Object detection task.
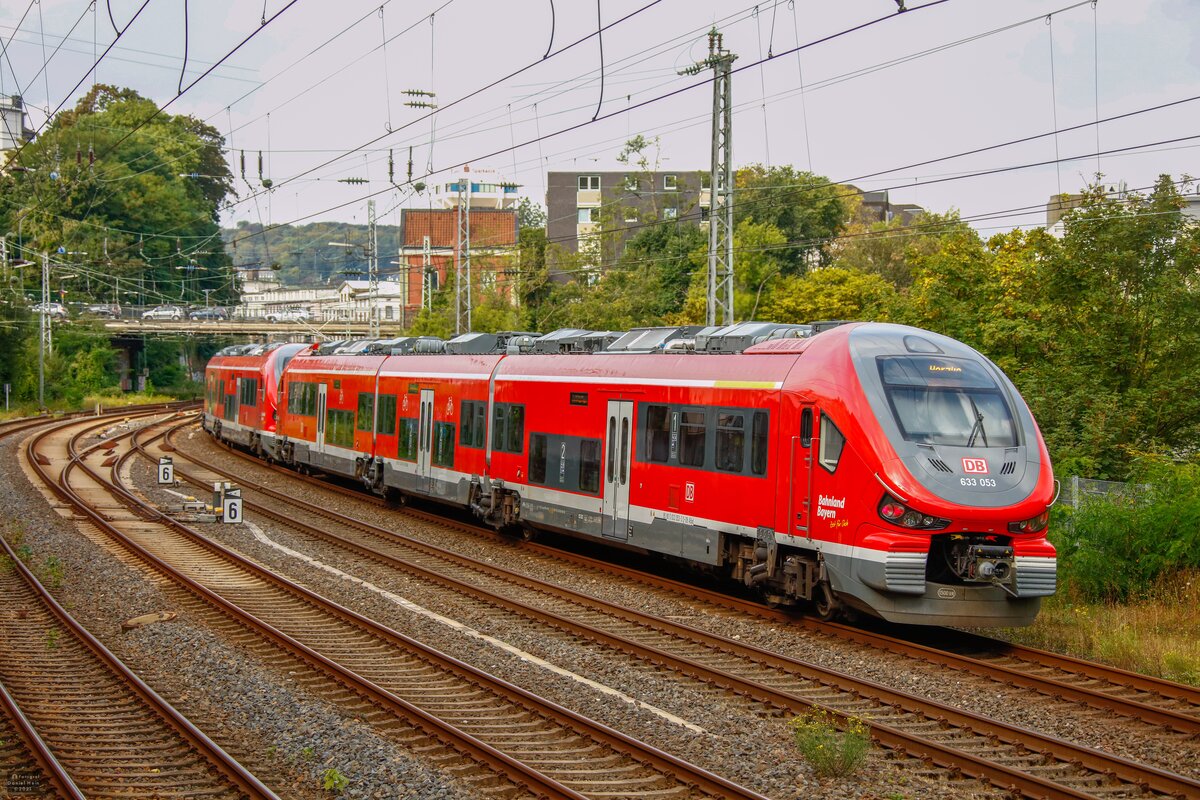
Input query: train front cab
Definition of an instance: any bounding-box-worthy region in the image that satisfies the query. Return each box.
[774,324,1057,628]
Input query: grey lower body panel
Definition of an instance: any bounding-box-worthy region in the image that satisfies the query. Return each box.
[825,552,1041,627]
[522,498,724,566]
[381,461,471,506]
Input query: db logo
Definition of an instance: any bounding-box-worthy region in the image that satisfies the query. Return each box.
[962,458,989,474]
[684,482,695,503]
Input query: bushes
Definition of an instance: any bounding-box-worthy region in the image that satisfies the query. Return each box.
[789,708,871,778]
[1055,459,1200,602]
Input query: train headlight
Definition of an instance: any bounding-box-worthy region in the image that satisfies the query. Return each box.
[1008,510,1049,534]
[877,494,950,530]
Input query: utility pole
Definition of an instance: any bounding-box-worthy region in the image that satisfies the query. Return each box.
[681,28,736,326]
[454,172,473,334]
[367,199,380,338]
[422,235,433,312]
[39,252,48,408]
[398,246,406,329]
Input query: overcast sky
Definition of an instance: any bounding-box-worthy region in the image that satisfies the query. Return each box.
[3,0,1198,236]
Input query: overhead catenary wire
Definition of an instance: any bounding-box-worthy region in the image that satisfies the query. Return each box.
[198,0,947,249]
[0,0,153,171]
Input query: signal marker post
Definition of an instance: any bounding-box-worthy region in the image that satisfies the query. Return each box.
[222,487,243,524]
[157,456,174,485]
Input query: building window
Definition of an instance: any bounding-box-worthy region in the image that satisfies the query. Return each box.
[578,207,599,224]
[578,175,600,191]
[663,174,678,191]
[663,207,678,219]
[624,207,638,223]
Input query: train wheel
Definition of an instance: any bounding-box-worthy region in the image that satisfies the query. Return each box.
[814,583,839,621]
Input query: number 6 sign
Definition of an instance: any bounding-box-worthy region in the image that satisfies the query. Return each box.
[157,457,174,484]
[222,488,243,524]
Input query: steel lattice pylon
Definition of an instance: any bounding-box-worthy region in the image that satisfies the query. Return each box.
[683,29,737,327]
[454,179,472,334]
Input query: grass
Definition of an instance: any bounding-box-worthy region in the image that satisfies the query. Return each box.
[995,570,1200,686]
[0,391,179,422]
[789,708,871,778]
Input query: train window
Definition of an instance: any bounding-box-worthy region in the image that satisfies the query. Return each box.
[433,422,455,468]
[878,355,1016,447]
[239,379,258,408]
[287,382,318,417]
[716,412,745,473]
[397,417,418,460]
[459,402,471,445]
[607,417,616,482]
[461,401,487,448]
[357,394,375,432]
[679,410,706,467]
[529,434,548,484]
[492,405,506,451]
[645,405,671,463]
[224,394,237,421]
[818,416,846,473]
[377,395,397,436]
[800,408,813,447]
[506,405,524,453]
[751,411,769,475]
[620,419,630,483]
[326,408,356,449]
[580,439,601,493]
[491,403,525,454]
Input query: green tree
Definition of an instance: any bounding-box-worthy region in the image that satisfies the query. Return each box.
[0,85,234,310]
[733,165,854,274]
[763,267,896,324]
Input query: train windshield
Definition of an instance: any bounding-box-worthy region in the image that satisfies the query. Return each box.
[878,356,1017,447]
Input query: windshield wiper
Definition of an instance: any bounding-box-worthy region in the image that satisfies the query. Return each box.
[966,397,988,448]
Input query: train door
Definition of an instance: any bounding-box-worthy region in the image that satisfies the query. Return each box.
[789,405,816,537]
[315,383,327,452]
[225,378,240,424]
[602,400,634,540]
[416,389,435,489]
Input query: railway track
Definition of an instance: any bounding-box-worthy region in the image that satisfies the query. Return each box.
[198,426,1200,737]
[159,423,1199,799]
[31,411,769,799]
[0,401,193,443]
[2,413,275,800]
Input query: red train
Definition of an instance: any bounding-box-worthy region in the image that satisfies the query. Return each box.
[203,322,1057,627]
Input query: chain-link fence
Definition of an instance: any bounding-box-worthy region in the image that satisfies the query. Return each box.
[1060,476,1150,508]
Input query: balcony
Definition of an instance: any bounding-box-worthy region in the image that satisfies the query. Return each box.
[576,189,601,206]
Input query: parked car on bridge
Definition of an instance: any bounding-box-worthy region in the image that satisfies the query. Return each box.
[189,307,228,321]
[31,302,68,319]
[142,304,186,321]
[265,308,310,323]
[84,303,122,319]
